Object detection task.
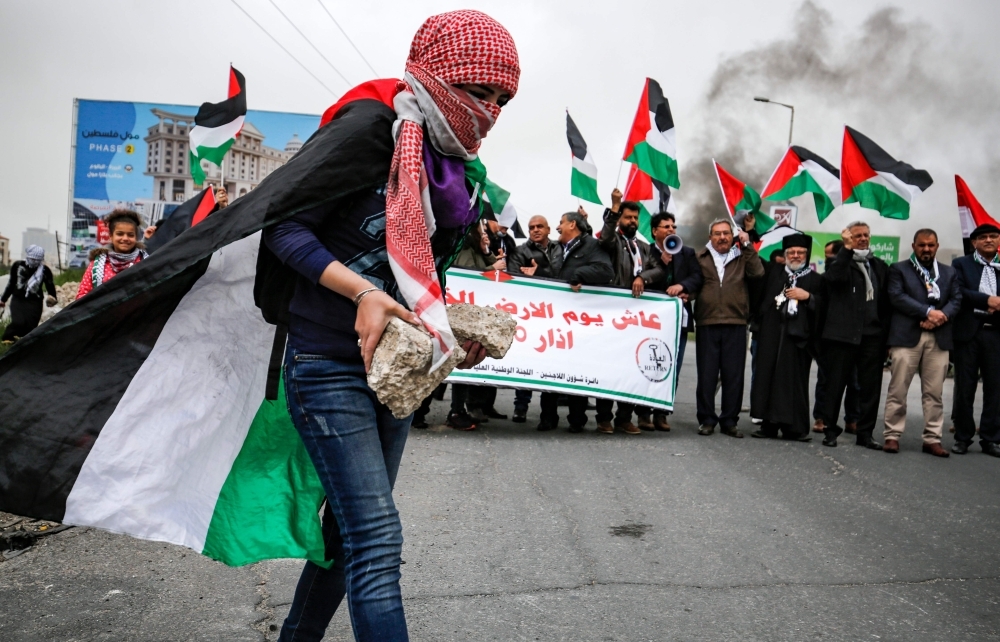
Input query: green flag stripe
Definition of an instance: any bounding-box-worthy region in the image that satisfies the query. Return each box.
[625,141,680,189]
[764,171,836,222]
[571,167,602,204]
[189,140,237,185]
[637,202,653,241]
[202,378,327,567]
[844,181,911,220]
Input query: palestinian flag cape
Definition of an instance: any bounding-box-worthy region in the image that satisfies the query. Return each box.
[956,175,1000,255]
[145,187,217,253]
[189,67,247,185]
[623,78,679,189]
[756,225,802,262]
[566,112,601,204]
[623,163,674,242]
[0,86,402,567]
[841,126,933,220]
[762,146,841,222]
[713,160,775,235]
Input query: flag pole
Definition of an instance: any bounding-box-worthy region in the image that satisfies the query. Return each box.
[615,159,624,189]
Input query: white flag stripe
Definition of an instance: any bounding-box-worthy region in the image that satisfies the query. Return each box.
[189,115,245,155]
[801,160,842,206]
[958,205,976,237]
[64,233,272,551]
[872,170,923,203]
[644,112,677,157]
[572,154,599,180]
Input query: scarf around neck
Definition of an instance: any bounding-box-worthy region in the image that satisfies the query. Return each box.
[92,247,146,288]
[386,10,520,371]
[20,245,46,296]
[783,264,813,316]
[974,251,999,298]
[619,228,643,276]
[706,242,740,283]
[851,249,875,301]
[909,254,941,301]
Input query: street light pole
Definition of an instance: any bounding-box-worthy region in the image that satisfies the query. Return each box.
[754,97,794,147]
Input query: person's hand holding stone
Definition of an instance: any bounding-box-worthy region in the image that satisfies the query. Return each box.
[356,290,419,373]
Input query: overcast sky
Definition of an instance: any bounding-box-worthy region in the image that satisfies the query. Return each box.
[1,0,998,258]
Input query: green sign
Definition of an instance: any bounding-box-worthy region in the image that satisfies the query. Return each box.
[807,231,899,269]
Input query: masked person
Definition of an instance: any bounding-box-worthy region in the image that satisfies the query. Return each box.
[262,11,517,641]
[748,234,823,441]
[0,245,57,342]
[75,210,148,300]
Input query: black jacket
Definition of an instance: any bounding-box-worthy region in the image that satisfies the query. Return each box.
[952,253,1000,342]
[887,260,961,351]
[599,208,650,288]
[638,244,703,331]
[821,247,891,345]
[557,234,614,286]
[1,261,56,302]
[507,239,563,279]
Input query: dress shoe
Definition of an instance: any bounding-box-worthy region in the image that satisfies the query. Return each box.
[844,422,858,435]
[822,436,837,447]
[792,435,813,442]
[750,430,773,439]
[636,415,654,431]
[856,436,882,450]
[883,439,899,453]
[812,418,825,433]
[411,417,429,430]
[598,421,614,434]
[654,414,671,431]
[468,407,489,423]
[720,426,744,438]
[922,443,950,458]
[617,422,642,435]
[512,409,527,424]
[536,420,558,432]
[484,407,507,420]
[698,425,715,436]
[982,442,1000,457]
[951,441,970,455]
[446,411,477,431]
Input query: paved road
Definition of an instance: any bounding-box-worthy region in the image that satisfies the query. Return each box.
[2,351,999,641]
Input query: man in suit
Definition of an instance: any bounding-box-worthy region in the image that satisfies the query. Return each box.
[950,222,1000,456]
[882,229,961,456]
[633,211,704,431]
[819,221,892,449]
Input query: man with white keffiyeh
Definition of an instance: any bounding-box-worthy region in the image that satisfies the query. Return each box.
[882,229,961,457]
[1,244,57,342]
[950,222,1000,456]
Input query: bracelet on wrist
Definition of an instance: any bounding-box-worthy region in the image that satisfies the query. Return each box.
[353,287,380,307]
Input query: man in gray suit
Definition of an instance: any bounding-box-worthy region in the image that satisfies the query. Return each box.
[882,229,961,456]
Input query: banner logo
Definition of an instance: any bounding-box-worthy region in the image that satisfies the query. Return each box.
[636,337,673,382]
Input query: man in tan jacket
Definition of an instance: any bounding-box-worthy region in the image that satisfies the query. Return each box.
[694,218,764,437]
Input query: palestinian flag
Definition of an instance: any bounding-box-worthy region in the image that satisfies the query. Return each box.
[0,84,401,566]
[713,160,776,235]
[956,175,1000,254]
[566,112,601,204]
[623,78,679,189]
[841,126,933,220]
[145,187,217,253]
[623,163,674,242]
[189,66,247,185]
[756,225,802,262]
[483,178,522,233]
[762,146,841,222]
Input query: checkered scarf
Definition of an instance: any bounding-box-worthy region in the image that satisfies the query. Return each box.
[387,10,519,370]
[974,251,999,297]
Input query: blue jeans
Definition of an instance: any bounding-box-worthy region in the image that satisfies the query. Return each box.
[279,348,410,642]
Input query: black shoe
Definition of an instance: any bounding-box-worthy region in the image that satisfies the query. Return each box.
[698,425,715,436]
[484,407,508,420]
[411,417,429,429]
[951,441,970,455]
[468,407,489,423]
[512,409,527,423]
[720,426,744,438]
[856,436,883,450]
[446,411,477,431]
[750,430,773,439]
[537,420,558,432]
[567,425,584,433]
[982,442,1000,457]
[822,436,837,447]
[793,435,813,442]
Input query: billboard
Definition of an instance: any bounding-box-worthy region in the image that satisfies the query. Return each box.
[68,99,319,267]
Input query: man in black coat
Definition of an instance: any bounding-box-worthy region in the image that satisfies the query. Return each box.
[537,211,614,433]
[950,222,1000,456]
[882,229,961,456]
[748,233,824,441]
[633,211,703,431]
[819,221,892,449]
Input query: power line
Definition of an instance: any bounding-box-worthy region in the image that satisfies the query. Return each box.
[315,0,380,78]
[227,0,338,97]
[266,0,353,88]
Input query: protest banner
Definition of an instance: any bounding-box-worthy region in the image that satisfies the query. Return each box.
[444,268,683,411]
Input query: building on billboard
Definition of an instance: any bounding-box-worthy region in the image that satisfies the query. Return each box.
[143,109,303,203]
[0,234,9,267]
[22,228,58,266]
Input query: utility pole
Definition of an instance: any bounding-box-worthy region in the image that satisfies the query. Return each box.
[754,97,795,147]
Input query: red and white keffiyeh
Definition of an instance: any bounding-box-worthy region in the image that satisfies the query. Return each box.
[387,10,520,370]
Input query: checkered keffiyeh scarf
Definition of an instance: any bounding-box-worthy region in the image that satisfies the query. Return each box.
[975,251,999,297]
[387,10,520,370]
[21,245,46,295]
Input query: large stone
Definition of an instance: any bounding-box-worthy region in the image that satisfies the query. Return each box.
[368,304,517,419]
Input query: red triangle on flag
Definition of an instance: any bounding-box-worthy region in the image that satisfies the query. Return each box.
[955,175,1000,239]
[713,160,747,218]
[622,79,652,161]
[481,270,514,282]
[624,164,652,202]
[841,127,877,199]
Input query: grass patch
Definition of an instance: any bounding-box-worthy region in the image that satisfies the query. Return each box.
[54,268,85,287]
[0,317,9,357]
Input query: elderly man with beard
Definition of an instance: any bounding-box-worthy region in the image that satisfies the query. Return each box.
[748,233,823,441]
[595,188,650,434]
[819,221,891,449]
[694,218,764,438]
[881,229,961,456]
[951,222,1000,456]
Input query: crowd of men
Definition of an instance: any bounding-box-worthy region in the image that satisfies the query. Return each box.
[420,191,1000,459]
